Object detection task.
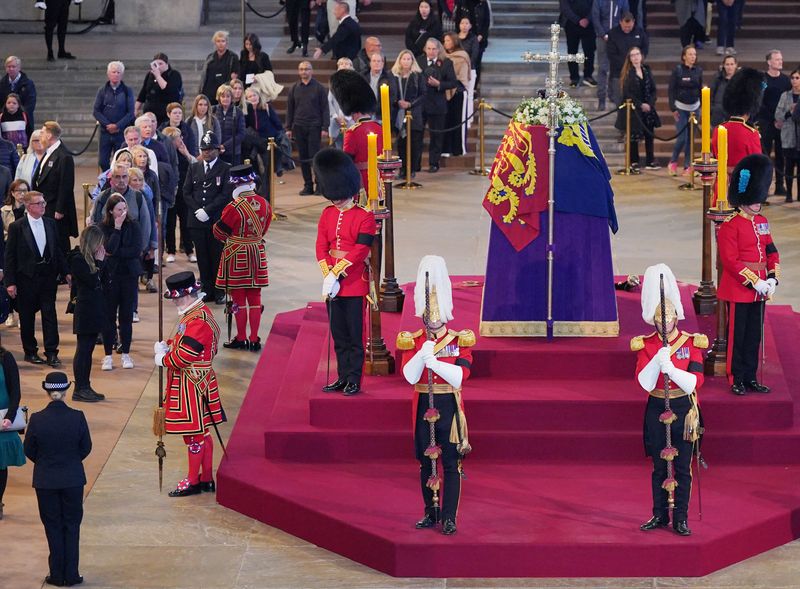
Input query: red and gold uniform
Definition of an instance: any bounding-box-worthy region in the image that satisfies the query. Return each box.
[397,327,475,526]
[163,298,224,493]
[712,117,762,206]
[632,331,707,527]
[213,188,272,348]
[343,116,383,190]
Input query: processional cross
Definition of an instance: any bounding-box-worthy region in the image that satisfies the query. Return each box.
[521,23,584,339]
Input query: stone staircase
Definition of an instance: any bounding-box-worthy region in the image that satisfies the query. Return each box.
[490,0,559,39]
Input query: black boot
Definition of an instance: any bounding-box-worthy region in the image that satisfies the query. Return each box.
[731,380,746,395]
[441,519,457,535]
[673,520,692,536]
[223,338,249,350]
[322,378,346,392]
[744,380,770,393]
[168,479,202,497]
[640,515,669,531]
[415,510,436,529]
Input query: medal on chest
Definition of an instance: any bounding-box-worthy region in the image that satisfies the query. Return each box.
[675,346,690,360]
[755,222,770,236]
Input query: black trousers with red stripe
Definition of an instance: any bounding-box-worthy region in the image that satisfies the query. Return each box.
[729,300,765,383]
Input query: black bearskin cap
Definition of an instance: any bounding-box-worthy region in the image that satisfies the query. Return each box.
[729,153,773,207]
[330,69,377,116]
[722,67,765,117]
[313,148,362,201]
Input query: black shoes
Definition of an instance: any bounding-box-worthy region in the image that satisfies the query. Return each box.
[214,295,226,305]
[200,480,216,493]
[72,388,105,403]
[732,380,771,395]
[223,338,249,351]
[46,354,62,367]
[47,53,55,63]
[415,513,436,529]
[342,382,360,396]
[168,482,202,497]
[249,337,262,352]
[24,353,46,365]
[583,76,598,87]
[322,379,347,392]
[441,518,457,535]
[286,42,300,54]
[427,164,439,173]
[673,521,692,536]
[299,186,314,196]
[731,381,746,395]
[58,52,76,60]
[640,516,669,531]
[302,43,309,57]
[45,576,64,587]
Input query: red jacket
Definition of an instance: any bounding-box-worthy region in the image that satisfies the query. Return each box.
[213,190,271,289]
[717,211,780,303]
[315,202,376,297]
[633,331,706,392]
[711,118,762,207]
[343,117,384,190]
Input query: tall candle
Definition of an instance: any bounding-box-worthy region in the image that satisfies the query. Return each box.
[367,132,378,202]
[717,125,728,207]
[380,84,391,153]
[701,86,711,154]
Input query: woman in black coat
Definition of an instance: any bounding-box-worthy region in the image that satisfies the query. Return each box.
[69,225,110,403]
[239,33,273,88]
[24,372,92,588]
[99,194,143,371]
[0,337,25,520]
[405,1,443,57]
[136,53,183,127]
[389,49,426,177]
[616,47,661,171]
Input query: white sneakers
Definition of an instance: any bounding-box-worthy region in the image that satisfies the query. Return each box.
[35,2,47,9]
[5,312,17,328]
[102,355,113,371]
[189,253,198,263]
[132,311,140,323]
[166,254,176,263]
[122,354,134,369]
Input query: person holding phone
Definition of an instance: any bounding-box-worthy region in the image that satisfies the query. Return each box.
[136,53,183,127]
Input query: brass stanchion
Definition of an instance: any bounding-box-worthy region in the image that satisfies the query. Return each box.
[616,100,638,175]
[395,112,422,189]
[678,112,699,191]
[267,138,286,220]
[82,183,91,229]
[378,150,404,312]
[692,151,719,316]
[705,198,734,376]
[15,143,24,158]
[469,99,490,176]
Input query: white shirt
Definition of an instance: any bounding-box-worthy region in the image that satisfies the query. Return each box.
[204,157,218,173]
[27,212,46,256]
[38,139,62,172]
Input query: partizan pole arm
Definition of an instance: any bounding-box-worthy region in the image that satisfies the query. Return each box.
[659,273,676,511]
[423,272,441,522]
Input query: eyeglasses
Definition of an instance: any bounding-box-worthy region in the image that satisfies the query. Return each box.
[28,200,46,206]
[12,189,27,194]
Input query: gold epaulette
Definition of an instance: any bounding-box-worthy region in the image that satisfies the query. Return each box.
[396,329,423,350]
[347,121,363,132]
[723,212,738,223]
[685,332,709,349]
[630,335,645,352]
[449,328,476,348]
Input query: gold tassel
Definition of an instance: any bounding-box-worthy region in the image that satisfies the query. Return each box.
[152,407,167,437]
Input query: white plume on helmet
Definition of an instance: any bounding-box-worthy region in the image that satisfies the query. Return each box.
[640,263,684,326]
[413,255,454,323]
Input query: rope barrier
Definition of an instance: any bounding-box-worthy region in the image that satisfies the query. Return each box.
[427,110,478,134]
[587,108,618,122]
[245,1,286,19]
[64,122,100,157]
[488,106,514,119]
[630,108,690,142]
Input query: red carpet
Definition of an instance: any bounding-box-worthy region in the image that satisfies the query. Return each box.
[217,278,800,577]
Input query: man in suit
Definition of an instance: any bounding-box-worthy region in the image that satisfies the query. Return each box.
[314,1,362,61]
[183,131,232,304]
[24,372,92,587]
[4,190,69,366]
[0,56,37,129]
[417,39,458,173]
[33,121,78,255]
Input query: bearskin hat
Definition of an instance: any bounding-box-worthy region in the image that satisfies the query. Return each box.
[729,153,773,207]
[313,148,362,201]
[722,67,765,117]
[330,69,377,116]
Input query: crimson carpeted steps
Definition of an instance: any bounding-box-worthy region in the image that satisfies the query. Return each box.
[218,279,800,577]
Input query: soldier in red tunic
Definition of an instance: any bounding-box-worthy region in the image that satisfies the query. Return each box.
[154,271,225,497]
[397,256,475,536]
[717,153,780,395]
[633,264,707,537]
[314,148,377,397]
[712,68,764,207]
[212,163,272,352]
[331,69,384,191]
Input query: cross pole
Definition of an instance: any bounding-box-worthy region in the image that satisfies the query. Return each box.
[521,23,584,339]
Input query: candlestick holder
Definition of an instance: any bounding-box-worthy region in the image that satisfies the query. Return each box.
[378,152,405,313]
[692,152,718,316]
[704,200,735,376]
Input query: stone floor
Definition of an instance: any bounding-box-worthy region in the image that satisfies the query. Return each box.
[2,29,800,589]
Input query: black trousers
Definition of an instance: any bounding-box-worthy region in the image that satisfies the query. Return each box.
[645,395,693,523]
[328,296,364,385]
[423,112,445,167]
[166,194,193,255]
[443,92,465,157]
[631,135,655,166]
[293,124,322,189]
[415,391,461,522]
[761,124,786,191]
[785,150,799,198]
[73,333,99,389]
[17,273,59,356]
[397,128,423,173]
[36,486,84,585]
[44,0,70,56]
[730,300,765,383]
[190,227,223,299]
[565,20,595,81]
[679,17,705,47]
[286,0,311,45]
[104,274,137,355]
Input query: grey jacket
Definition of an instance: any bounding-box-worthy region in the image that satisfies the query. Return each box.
[775,90,800,150]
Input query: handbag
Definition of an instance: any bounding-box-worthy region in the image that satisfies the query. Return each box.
[0,406,27,432]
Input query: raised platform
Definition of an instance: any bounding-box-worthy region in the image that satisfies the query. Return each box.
[217,278,800,578]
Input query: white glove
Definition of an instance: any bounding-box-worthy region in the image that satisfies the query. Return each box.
[426,359,464,389]
[153,341,169,355]
[660,359,675,375]
[667,366,698,394]
[322,273,338,298]
[420,340,435,362]
[402,348,426,385]
[154,352,166,367]
[194,208,210,223]
[655,347,671,365]
[638,352,663,392]
[766,278,777,297]
[753,279,770,296]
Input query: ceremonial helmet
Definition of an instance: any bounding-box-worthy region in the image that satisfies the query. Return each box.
[729,153,773,207]
[722,67,765,118]
[330,69,377,116]
[164,271,202,299]
[413,255,454,327]
[229,163,257,186]
[199,130,219,151]
[640,264,685,327]
[312,148,362,201]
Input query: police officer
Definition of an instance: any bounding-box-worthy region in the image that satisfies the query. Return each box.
[183,131,232,304]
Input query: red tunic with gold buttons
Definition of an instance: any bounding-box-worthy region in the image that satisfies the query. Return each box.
[717,211,780,303]
[712,118,762,207]
[213,190,272,289]
[315,202,376,297]
[343,117,384,190]
[163,301,225,436]
[634,331,706,391]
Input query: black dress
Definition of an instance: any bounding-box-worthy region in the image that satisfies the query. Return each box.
[239,51,273,87]
[137,68,184,126]
[616,65,661,139]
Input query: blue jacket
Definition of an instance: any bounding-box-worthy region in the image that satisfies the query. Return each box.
[93,81,135,134]
[592,0,630,37]
[24,400,92,489]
